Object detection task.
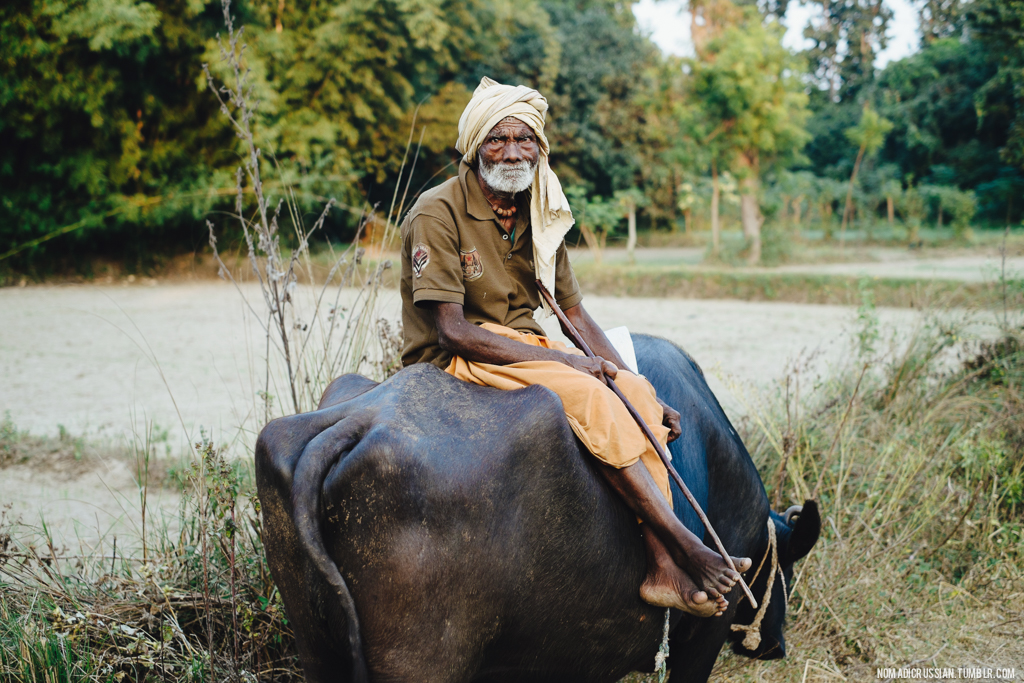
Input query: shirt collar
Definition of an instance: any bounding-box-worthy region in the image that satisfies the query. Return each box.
[459,159,496,221]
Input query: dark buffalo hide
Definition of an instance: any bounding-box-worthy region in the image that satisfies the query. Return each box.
[256,334,821,683]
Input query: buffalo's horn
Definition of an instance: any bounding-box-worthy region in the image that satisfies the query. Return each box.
[783,505,803,525]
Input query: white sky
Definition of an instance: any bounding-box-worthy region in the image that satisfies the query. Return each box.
[633,0,921,68]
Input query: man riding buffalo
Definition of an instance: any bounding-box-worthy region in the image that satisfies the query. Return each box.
[399,76,752,618]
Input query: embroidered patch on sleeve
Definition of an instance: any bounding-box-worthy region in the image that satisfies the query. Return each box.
[460,248,484,282]
[412,243,430,278]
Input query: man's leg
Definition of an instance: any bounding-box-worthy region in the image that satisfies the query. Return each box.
[446,347,751,615]
[592,459,749,617]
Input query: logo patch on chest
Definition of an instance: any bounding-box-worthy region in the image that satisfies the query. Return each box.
[460,248,484,282]
[412,243,429,278]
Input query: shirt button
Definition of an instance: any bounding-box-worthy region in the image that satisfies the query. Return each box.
[502,234,508,241]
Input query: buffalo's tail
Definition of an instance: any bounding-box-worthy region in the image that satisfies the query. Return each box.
[291,415,370,683]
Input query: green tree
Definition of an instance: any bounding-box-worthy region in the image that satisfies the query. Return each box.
[690,12,810,263]
[871,35,1019,224]
[814,176,846,240]
[0,0,505,269]
[802,0,893,102]
[840,104,893,241]
[921,184,977,237]
[918,0,967,44]
[898,183,926,242]
[0,0,233,270]
[614,187,647,263]
[209,0,497,203]
[968,0,1024,172]
[565,185,621,265]
[488,1,660,198]
[879,176,902,227]
[975,170,1024,227]
[875,38,1008,187]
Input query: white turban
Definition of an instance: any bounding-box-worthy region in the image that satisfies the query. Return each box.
[456,77,575,312]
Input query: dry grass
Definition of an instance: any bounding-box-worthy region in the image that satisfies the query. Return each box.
[705,316,1024,682]
[571,264,1023,310]
[1,435,298,682]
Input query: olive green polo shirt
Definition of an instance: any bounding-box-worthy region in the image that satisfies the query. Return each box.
[400,160,583,368]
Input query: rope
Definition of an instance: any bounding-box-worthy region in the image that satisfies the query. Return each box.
[730,518,784,651]
[644,517,786,678]
[653,608,671,683]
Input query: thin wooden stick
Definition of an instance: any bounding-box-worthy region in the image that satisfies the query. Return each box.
[536,281,757,608]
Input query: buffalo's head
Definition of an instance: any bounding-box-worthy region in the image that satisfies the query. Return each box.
[728,499,820,660]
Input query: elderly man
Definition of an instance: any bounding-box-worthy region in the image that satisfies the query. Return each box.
[400,77,750,617]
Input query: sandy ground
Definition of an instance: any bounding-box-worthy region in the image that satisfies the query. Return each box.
[0,454,182,550]
[0,278,998,543]
[2,280,932,440]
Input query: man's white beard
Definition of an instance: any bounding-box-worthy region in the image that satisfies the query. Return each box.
[479,157,536,195]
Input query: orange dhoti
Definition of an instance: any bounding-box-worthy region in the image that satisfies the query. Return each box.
[445,323,672,505]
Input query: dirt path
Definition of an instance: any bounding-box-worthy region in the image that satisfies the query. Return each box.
[2,281,935,441]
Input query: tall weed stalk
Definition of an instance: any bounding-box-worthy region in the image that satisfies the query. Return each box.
[202,0,414,426]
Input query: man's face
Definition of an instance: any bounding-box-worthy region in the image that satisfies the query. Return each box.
[478,117,539,194]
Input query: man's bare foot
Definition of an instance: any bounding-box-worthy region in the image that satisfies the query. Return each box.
[640,561,727,617]
[668,533,751,599]
[591,460,752,609]
[641,528,728,617]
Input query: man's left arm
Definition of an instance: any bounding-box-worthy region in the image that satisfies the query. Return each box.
[563,303,682,442]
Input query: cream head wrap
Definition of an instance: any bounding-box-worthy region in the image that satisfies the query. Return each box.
[455,77,575,312]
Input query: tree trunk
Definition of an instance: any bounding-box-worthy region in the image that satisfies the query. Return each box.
[711,158,721,255]
[737,154,762,264]
[937,204,943,229]
[669,168,678,232]
[626,203,637,264]
[908,220,920,243]
[887,196,894,225]
[741,191,762,264]
[841,144,866,247]
[793,195,803,227]
[684,207,692,235]
[579,221,602,265]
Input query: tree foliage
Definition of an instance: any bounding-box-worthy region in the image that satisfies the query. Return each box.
[0,0,234,268]
[968,0,1024,170]
[2,0,1024,271]
[690,10,810,261]
[802,0,893,102]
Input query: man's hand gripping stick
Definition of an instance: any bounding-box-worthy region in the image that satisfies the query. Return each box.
[536,280,757,609]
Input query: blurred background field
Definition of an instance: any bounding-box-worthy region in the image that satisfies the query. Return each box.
[2,0,1024,680]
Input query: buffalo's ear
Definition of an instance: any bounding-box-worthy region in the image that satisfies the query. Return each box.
[784,500,820,564]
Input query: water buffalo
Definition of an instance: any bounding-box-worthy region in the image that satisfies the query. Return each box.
[256,334,821,682]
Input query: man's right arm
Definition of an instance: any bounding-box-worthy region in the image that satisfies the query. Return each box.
[431,302,616,382]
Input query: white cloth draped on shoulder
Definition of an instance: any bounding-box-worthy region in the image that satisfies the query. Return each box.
[455,76,575,315]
